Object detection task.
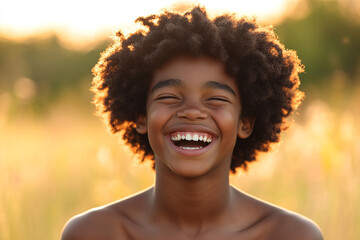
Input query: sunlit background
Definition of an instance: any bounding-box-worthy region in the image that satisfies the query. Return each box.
[0,0,359,239]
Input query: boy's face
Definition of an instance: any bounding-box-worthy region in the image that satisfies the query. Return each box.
[136,57,253,177]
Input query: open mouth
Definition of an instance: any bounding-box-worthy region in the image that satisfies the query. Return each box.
[169,132,215,150]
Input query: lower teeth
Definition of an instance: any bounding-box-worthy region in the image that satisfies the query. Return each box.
[179,146,203,150]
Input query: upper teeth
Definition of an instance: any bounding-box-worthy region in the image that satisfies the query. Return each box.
[171,133,213,143]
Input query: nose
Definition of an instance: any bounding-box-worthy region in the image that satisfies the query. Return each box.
[176,107,208,121]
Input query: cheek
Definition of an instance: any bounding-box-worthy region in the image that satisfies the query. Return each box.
[147,106,170,128]
[146,106,171,150]
[216,107,239,126]
[215,109,240,141]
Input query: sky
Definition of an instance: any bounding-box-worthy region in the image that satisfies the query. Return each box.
[0,0,296,47]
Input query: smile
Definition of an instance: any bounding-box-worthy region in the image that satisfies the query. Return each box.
[168,132,215,150]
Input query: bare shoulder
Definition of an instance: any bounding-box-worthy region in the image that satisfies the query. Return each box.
[269,209,324,240]
[61,206,123,240]
[61,188,152,240]
[233,188,323,240]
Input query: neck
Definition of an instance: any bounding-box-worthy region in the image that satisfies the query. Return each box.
[150,161,234,230]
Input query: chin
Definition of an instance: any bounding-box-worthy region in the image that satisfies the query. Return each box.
[167,160,215,179]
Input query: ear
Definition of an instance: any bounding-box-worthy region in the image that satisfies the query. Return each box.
[135,115,147,134]
[237,116,255,139]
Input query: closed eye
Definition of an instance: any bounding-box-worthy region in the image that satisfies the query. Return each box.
[154,95,182,104]
[207,97,230,102]
[155,95,180,100]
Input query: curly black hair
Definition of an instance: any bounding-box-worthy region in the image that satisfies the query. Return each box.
[91,6,304,173]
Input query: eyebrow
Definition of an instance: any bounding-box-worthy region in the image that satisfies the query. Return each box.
[150,79,236,96]
[203,81,236,96]
[151,78,181,93]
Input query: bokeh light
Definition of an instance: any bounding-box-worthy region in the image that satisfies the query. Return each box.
[14,77,37,100]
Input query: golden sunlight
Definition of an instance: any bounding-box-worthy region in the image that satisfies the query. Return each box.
[0,0,292,45]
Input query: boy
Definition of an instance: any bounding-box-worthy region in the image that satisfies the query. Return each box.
[62,6,323,239]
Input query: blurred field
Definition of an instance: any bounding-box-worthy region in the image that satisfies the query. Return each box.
[0,96,156,240]
[0,85,359,240]
[1,0,360,239]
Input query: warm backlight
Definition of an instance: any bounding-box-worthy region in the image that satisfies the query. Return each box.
[0,0,291,42]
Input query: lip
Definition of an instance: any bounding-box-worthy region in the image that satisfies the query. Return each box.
[165,124,218,137]
[164,124,218,156]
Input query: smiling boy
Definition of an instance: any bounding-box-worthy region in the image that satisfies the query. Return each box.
[61,6,323,240]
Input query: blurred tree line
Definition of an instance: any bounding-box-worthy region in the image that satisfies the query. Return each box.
[0,0,359,114]
[276,0,360,86]
[0,36,110,114]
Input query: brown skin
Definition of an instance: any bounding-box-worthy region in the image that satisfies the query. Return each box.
[61,57,323,240]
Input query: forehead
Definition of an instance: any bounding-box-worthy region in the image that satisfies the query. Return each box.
[151,56,238,91]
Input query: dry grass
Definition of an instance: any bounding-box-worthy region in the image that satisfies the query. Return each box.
[0,93,359,240]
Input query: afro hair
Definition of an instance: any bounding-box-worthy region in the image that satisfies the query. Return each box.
[91,6,304,173]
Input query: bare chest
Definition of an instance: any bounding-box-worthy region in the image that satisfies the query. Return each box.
[118,221,274,240]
